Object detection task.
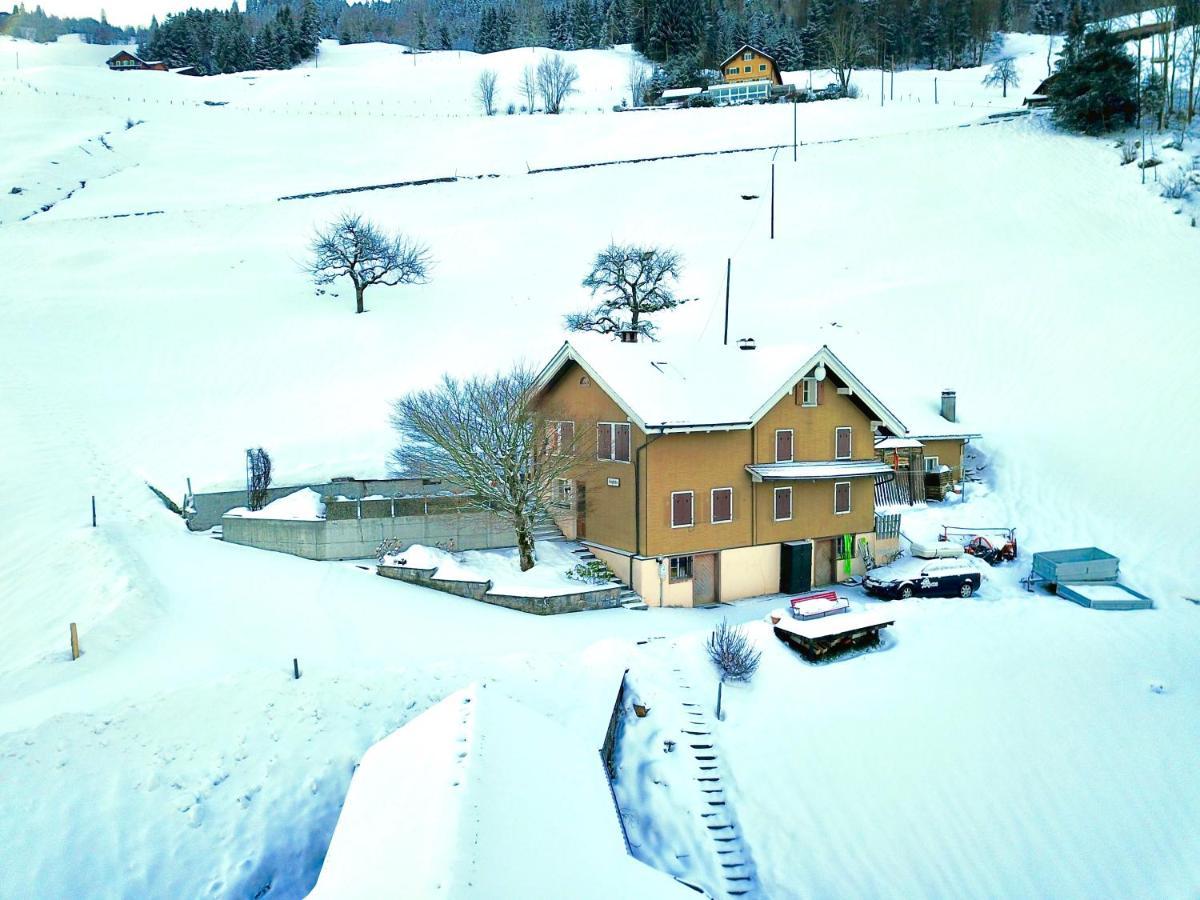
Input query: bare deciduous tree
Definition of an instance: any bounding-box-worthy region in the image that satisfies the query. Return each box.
[389,367,591,571]
[520,63,537,112]
[476,68,499,116]
[536,54,580,114]
[566,243,695,340]
[627,60,652,107]
[823,0,870,93]
[246,447,272,511]
[706,620,762,682]
[308,212,431,314]
[982,57,1020,97]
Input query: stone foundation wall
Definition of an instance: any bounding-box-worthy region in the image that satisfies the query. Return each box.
[376,564,622,615]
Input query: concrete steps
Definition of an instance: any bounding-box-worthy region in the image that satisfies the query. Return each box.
[567,545,648,610]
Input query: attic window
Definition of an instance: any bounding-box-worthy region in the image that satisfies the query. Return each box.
[579,376,590,386]
[743,51,754,60]
[800,379,818,407]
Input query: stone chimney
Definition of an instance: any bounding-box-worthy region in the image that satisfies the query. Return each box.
[737,337,757,351]
[619,328,639,343]
[940,390,957,423]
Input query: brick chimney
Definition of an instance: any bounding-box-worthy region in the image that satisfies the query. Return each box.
[940,390,957,423]
[619,328,639,343]
[737,337,757,351]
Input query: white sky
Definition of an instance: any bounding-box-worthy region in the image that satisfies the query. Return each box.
[36,1,199,27]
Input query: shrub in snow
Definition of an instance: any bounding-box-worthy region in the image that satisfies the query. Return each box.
[1118,139,1138,165]
[1161,168,1191,200]
[246,447,272,511]
[535,55,579,115]
[566,559,616,585]
[475,69,498,117]
[706,619,762,682]
[376,538,407,565]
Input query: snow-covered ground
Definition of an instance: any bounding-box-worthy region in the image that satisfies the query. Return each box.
[0,32,1197,900]
[391,540,618,597]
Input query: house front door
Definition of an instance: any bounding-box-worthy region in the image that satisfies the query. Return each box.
[693,553,718,605]
[812,538,836,586]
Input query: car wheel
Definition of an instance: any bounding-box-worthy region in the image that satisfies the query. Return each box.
[899,585,914,600]
[959,582,974,598]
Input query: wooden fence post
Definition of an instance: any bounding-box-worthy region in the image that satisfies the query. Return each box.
[70,623,80,660]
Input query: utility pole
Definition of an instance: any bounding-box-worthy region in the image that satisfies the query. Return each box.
[890,56,894,101]
[723,259,731,346]
[934,77,939,105]
[770,163,775,240]
[792,99,797,162]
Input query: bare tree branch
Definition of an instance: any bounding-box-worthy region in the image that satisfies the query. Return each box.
[566,243,694,340]
[476,68,499,116]
[536,54,579,114]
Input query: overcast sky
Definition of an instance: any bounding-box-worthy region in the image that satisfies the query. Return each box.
[39,1,199,28]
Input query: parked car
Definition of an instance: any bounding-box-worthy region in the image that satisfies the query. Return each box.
[864,560,983,600]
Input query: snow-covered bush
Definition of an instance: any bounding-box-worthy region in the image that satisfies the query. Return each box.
[706,620,761,682]
[565,559,616,585]
[1161,168,1191,200]
[1118,139,1138,165]
[376,537,406,565]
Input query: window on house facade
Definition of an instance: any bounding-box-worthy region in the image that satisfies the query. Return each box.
[670,555,693,581]
[671,491,694,528]
[800,378,818,407]
[711,488,733,524]
[775,429,794,463]
[759,64,767,71]
[549,420,574,455]
[743,51,754,60]
[835,427,852,460]
[597,422,630,462]
[774,486,792,521]
[834,481,851,515]
[727,66,737,74]
[925,456,940,473]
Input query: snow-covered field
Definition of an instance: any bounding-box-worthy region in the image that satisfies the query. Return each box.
[1,32,1197,900]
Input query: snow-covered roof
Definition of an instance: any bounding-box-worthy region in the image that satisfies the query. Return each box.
[747,460,892,481]
[535,336,908,435]
[774,608,895,640]
[311,685,688,899]
[661,86,702,99]
[875,436,924,450]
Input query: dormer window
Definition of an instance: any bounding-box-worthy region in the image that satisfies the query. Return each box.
[743,51,754,60]
[800,378,818,407]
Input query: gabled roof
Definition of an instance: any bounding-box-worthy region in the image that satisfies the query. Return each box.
[533,336,908,436]
[719,43,779,70]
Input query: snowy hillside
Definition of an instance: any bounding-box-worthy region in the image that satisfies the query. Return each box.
[0,31,1197,900]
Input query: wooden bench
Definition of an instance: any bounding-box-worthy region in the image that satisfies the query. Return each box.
[789,591,850,620]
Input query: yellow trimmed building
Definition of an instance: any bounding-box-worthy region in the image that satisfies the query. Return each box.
[533,338,922,607]
[719,44,783,86]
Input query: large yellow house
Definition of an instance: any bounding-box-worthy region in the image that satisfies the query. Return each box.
[532,338,914,607]
[719,44,783,86]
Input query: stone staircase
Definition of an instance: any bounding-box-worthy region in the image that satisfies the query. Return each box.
[568,544,648,611]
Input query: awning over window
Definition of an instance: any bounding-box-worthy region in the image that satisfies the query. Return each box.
[746,460,893,482]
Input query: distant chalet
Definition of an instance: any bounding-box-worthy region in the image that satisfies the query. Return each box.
[718,44,783,87]
[105,50,168,72]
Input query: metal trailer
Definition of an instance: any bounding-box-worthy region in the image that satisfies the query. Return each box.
[1028,547,1120,589]
[1056,582,1153,610]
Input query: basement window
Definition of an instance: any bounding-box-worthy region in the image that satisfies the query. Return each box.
[670,555,693,582]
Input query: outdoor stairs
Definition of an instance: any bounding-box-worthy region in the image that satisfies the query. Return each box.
[671,668,760,899]
[569,545,648,611]
[531,508,567,542]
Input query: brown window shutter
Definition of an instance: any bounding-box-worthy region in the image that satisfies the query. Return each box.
[560,421,574,448]
[836,428,851,459]
[713,488,732,522]
[776,430,793,462]
[775,488,791,520]
[615,423,631,462]
[672,492,693,527]
[835,482,851,513]
[597,424,611,460]
[817,380,824,405]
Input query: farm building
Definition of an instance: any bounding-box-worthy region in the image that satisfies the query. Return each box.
[105,50,167,72]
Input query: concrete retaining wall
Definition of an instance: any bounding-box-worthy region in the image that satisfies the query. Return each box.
[222,509,517,561]
[376,563,623,615]
[187,477,459,531]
